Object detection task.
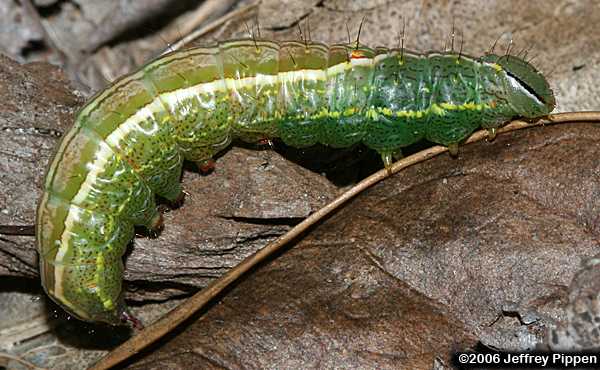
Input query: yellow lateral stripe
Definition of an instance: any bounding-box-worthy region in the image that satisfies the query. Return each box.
[309,102,492,121]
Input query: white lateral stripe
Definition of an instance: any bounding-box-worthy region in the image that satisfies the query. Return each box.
[53,103,160,309]
[161,67,336,105]
[351,58,373,67]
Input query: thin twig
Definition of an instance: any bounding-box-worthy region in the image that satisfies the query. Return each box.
[0,315,53,348]
[0,352,47,370]
[88,111,600,370]
[161,2,260,55]
[159,0,238,51]
[0,225,35,236]
[20,0,68,66]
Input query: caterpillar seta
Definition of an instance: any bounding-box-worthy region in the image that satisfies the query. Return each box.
[36,36,555,324]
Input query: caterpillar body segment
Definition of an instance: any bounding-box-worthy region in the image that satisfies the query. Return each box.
[36,39,555,324]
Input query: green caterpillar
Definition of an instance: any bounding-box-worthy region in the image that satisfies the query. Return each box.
[36,39,555,325]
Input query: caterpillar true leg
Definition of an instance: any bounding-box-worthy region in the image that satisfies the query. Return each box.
[147,212,164,238]
[151,191,186,236]
[196,159,216,174]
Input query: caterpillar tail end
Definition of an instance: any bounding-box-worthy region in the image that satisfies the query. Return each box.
[120,309,144,330]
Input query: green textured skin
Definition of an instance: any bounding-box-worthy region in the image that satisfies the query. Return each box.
[36,39,555,324]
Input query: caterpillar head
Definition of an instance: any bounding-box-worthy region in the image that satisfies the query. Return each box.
[483,54,556,118]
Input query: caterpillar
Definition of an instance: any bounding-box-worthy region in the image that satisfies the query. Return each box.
[36,38,555,325]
